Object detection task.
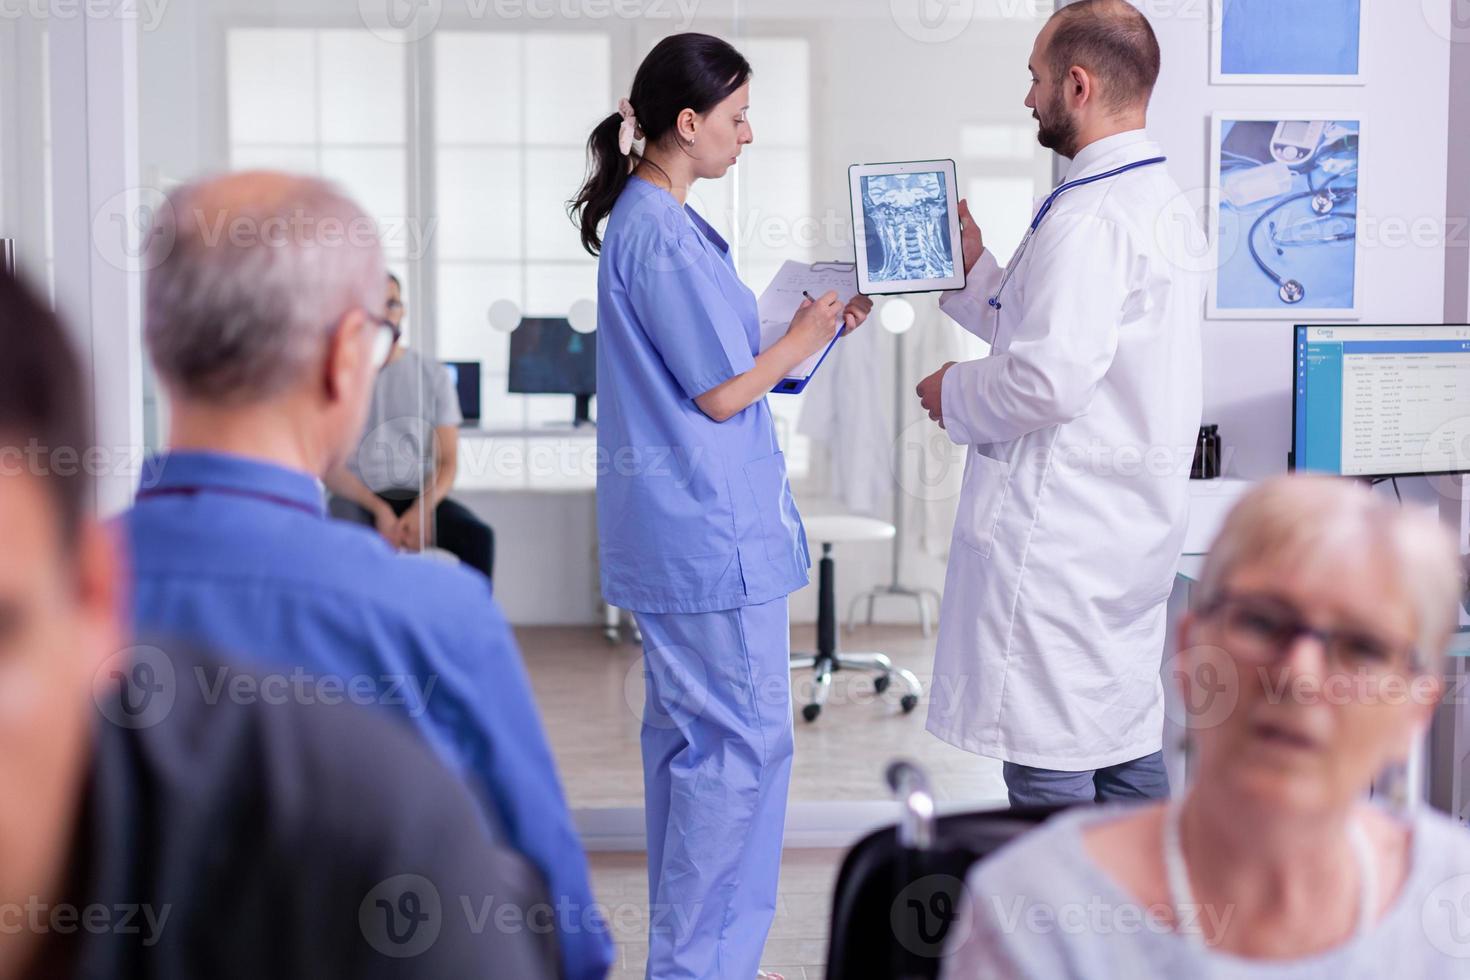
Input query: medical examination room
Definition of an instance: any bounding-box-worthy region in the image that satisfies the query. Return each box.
[4,0,1470,977]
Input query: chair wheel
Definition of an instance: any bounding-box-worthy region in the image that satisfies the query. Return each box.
[802,703,821,723]
[873,673,891,694]
[900,694,918,714]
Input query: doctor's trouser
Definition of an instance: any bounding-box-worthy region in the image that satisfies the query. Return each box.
[635,597,795,980]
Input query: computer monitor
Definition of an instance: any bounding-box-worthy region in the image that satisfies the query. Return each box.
[1292,323,1470,478]
[443,361,481,426]
[508,317,597,426]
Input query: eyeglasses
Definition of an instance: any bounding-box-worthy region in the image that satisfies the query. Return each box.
[365,312,401,369]
[1198,591,1417,675]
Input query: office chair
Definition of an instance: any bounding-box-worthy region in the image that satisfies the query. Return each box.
[825,761,1071,980]
[791,515,923,722]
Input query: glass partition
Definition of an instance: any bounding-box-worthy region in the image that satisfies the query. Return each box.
[0,12,54,296]
[130,0,1055,816]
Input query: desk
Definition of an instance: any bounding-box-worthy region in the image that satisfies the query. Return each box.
[1157,481,1250,791]
[451,426,600,623]
[1160,555,1203,793]
[1433,636,1470,825]
[453,425,597,493]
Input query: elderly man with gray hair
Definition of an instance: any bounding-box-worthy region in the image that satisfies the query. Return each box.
[941,475,1470,977]
[118,171,613,980]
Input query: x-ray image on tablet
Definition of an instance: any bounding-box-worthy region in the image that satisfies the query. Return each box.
[848,159,965,294]
[863,173,953,279]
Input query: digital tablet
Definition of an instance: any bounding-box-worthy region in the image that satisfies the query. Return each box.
[848,159,966,295]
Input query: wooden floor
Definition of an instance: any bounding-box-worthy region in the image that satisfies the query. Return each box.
[589,847,842,980]
[518,621,1007,809]
[520,621,1006,978]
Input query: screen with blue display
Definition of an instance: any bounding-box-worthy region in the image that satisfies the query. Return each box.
[508,317,596,396]
[1220,0,1361,77]
[1294,324,1470,477]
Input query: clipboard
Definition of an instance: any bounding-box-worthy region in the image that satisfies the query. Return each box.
[758,260,860,394]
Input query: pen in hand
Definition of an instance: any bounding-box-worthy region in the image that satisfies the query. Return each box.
[804,289,845,336]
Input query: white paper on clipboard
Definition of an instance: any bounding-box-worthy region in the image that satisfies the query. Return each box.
[756,260,861,381]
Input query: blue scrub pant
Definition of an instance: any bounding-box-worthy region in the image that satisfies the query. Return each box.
[636,597,794,980]
[1002,750,1170,808]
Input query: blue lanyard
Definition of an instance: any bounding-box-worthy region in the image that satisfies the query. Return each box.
[137,484,323,518]
[988,155,1167,311]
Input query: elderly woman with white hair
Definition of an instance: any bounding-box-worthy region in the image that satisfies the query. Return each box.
[941,475,1470,978]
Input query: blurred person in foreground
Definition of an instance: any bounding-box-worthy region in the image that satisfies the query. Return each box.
[116,170,610,979]
[942,475,1470,978]
[0,270,556,979]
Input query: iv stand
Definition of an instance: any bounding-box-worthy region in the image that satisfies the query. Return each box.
[846,324,942,637]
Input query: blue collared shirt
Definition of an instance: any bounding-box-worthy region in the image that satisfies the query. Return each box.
[117,451,612,980]
[594,175,810,614]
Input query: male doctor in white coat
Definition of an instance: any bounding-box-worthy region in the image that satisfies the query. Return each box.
[916,0,1205,807]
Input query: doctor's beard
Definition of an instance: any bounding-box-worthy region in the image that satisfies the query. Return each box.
[1034,85,1081,160]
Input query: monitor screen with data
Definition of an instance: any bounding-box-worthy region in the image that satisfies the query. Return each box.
[1293,324,1470,477]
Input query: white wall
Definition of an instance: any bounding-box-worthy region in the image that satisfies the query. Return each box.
[460,487,604,623]
[1144,1,1453,481]
[1447,7,1470,327]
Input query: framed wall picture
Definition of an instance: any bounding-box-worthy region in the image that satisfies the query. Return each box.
[1207,113,1362,320]
[1212,0,1365,85]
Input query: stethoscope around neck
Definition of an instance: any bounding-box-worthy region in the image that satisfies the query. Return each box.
[987,155,1168,311]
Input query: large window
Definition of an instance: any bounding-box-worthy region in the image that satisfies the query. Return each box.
[0,22,54,299]
[693,36,813,476]
[225,27,820,487]
[227,28,409,275]
[961,122,1045,266]
[433,30,609,433]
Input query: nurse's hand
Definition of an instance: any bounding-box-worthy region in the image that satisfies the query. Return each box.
[840,294,874,335]
[958,199,985,276]
[788,290,844,357]
[916,361,956,429]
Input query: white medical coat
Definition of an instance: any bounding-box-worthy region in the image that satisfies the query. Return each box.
[928,131,1205,770]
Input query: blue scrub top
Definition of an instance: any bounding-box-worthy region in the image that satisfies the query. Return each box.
[596,175,810,614]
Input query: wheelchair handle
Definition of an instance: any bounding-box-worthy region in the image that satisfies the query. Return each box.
[885,759,935,851]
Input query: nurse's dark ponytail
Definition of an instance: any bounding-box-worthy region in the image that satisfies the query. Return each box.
[570,32,751,256]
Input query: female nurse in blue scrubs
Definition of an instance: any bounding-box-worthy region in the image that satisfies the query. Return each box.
[572,32,871,980]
